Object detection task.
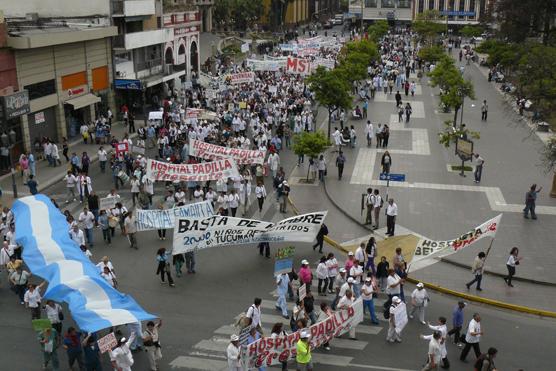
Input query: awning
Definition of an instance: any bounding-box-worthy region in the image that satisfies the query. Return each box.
[65,93,101,110]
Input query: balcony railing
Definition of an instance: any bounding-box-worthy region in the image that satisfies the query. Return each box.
[135,58,162,72]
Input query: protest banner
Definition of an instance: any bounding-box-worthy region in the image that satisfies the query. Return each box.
[411,214,502,264]
[242,299,363,369]
[115,142,129,156]
[298,284,307,301]
[392,302,408,334]
[146,158,240,182]
[246,59,282,72]
[97,332,118,354]
[286,57,311,75]
[185,108,202,119]
[228,72,255,85]
[135,201,214,231]
[172,211,328,254]
[189,138,266,165]
[99,196,117,211]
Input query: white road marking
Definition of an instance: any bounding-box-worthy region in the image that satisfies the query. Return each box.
[348,363,417,371]
[169,356,228,370]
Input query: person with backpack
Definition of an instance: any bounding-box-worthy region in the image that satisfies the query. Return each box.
[460,313,483,362]
[245,298,263,334]
[474,347,498,371]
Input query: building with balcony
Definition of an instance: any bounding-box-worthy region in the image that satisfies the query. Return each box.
[0,1,116,156]
[349,0,413,23]
[413,0,489,25]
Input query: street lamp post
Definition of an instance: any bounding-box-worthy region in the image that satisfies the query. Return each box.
[10,167,18,198]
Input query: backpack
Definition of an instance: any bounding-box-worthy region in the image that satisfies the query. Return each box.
[382,298,393,319]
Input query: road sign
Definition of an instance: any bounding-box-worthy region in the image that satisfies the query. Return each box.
[379,173,406,182]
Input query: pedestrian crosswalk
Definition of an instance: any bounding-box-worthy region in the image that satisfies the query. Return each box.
[169,291,388,370]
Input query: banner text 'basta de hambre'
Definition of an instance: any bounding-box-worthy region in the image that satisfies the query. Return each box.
[146,158,240,182]
[172,212,327,254]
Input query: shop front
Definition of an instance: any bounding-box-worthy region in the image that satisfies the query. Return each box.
[0,90,29,173]
[62,86,100,139]
[26,107,58,153]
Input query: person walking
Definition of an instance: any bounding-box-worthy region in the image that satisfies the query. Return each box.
[143,320,163,371]
[39,327,60,371]
[386,268,402,301]
[299,260,313,293]
[296,330,313,371]
[372,189,382,229]
[386,296,404,343]
[335,151,346,180]
[44,300,64,336]
[481,100,488,121]
[337,289,357,339]
[276,272,291,319]
[62,327,85,371]
[82,333,102,371]
[361,277,380,324]
[255,181,267,213]
[421,331,442,370]
[376,256,389,292]
[156,248,175,287]
[312,223,328,253]
[423,317,450,369]
[326,253,339,294]
[409,282,430,325]
[279,180,290,213]
[386,198,398,236]
[381,151,392,174]
[365,237,377,274]
[466,252,485,291]
[10,266,31,304]
[474,347,498,371]
[365,188,374,225]
[98,146,108,173]
[78,207,95,247]
[447,301,466,347]
[123,210,138,249]
[504,247,523,287]
[473,154,484,183]
[405,102,412,123]
[109,333,136,371]
[523,184,541,219]
[24,282,44,319]
[227,335,242,371]
[459,313,483,362]
[316,256,329,296]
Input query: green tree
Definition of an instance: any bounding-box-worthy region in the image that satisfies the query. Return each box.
[540,136,556,197]
[460,25,484,38]
[367,20,389,42]
[496,0,556,45]
[516,45,556,116]
[417,45,446,63]
[231,0,264,31]
[213,0,232,30]
[307,66,352,138]
[438,121,480,148]
[292,131,331,181]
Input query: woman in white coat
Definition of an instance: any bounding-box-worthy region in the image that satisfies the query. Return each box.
[76,172,93,203]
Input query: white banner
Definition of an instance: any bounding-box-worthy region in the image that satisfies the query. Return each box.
[242,299,363,369]
[246,59,282,72]
[393,302,408,334]
[189,138,266,165]
[99,196,117,211]
[227,72,255,85]
[172,211,328,254]
[411,214,502,263]
[135,201,214,231]
[146,158,240,182]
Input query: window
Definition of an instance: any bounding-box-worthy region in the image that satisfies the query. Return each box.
[439,0,445,11]
[398,0,411,8]
[365,0,378,7]
[429,0,435,10]
[24,80,56,100]
[418,0,425,13]
[381,0,396,8]
[468,0,476,19]
[449,0,455,19]
[458,0,465,19]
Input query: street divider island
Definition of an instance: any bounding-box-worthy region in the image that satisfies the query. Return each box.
[135,201,214,231]
[242,299,363,368]
[172,211,328,254]
[146,158,240,182]
[189,138,266,165]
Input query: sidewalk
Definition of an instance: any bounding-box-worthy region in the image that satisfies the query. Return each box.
[0,120,139,207]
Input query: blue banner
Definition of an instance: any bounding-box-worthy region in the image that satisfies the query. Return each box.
[13,195,156,332]
[114,79,142,90]
[274,258,293,276]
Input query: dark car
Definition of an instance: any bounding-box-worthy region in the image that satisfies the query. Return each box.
[323,20,333,29]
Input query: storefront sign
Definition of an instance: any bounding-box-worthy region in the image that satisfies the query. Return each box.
[172,211,327,254]
[242,299,363,368]
[114,79,142,90]
[34,112,46,124]
[189,138,266,165]
[2,90,30,119]
[61,85,89,100]
[146,158,240,182]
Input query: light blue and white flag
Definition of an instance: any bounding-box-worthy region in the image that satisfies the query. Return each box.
[13,195,156,333]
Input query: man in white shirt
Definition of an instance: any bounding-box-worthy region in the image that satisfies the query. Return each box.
[337,289,357,339]
[365,121,374,147]
[64,171,77,203]
[78,208,95,247]
[460,313,482,361]
[422,331,442,370]
[372,189,382,230]
[109,333,136,371]
[98,146,108,173]
[124,211,138,249]
[245,298,262,333]
[386,198,398,236]
[355,242,366,267]
[386,268,402,300]
[422,317,449,369]
[69,225,86,247]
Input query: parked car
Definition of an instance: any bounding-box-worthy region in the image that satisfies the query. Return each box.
[323,20,333,29]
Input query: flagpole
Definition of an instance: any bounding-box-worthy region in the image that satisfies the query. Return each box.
[483,237,496,262]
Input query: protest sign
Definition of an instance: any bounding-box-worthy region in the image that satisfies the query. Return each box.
[97,332,118,354]
[189,138,266,165]
[146,158,240,182]
[298,284,307,301]
[115,142,129,156]
[185,108,202,119]
[135,201,214,231]
[274,258,293,276]
[239,101,247,109]
[99,196,117,211]
[242,299,363,369]
[268,85,278,94]
[228,72,255,85]
[286,57,311,75]
[32,319,52,331]
[392,302,408,334]
[411,214,502,264]
[172,211,327,254]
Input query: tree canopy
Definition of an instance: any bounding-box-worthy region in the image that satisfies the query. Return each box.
[367,20,389,43]
[213,0,264,31]
[417,45,446,64]
[496,0,556,45]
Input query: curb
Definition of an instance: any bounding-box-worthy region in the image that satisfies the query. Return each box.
[439,257,556,287]
[287,196,556,318]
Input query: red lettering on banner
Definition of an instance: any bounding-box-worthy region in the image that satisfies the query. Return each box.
[489,222,497,231]
[248,342,258,356]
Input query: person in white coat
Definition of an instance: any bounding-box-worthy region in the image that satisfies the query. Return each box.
[76,172,93,203]
[421,316,450,369]
[410,282,430,324]
[267,152,280,179]
[332,127,342,150]
[227,334,242,371]
[365,121,374,146]
[109,332,136,371]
